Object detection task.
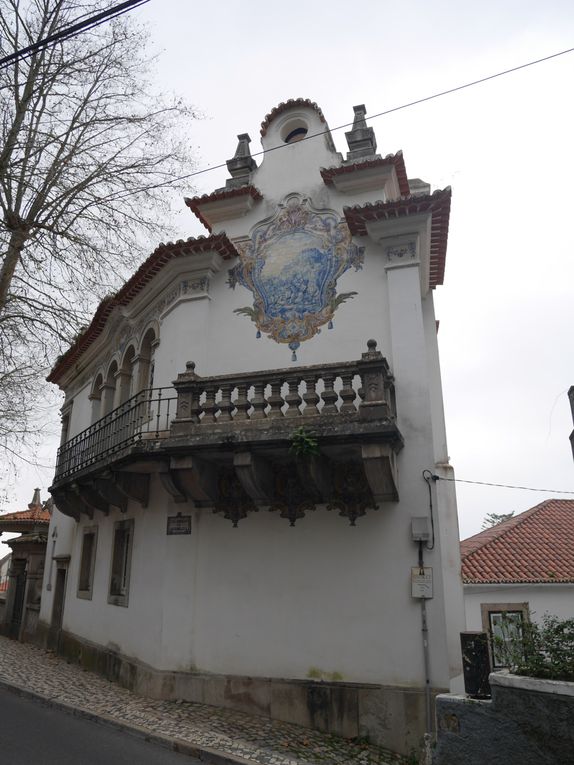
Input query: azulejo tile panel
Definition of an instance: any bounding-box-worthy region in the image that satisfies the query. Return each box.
[228,194,364,359]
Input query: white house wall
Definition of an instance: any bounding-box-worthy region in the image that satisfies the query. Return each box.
[465,583,574,630]
[48,485,456,687]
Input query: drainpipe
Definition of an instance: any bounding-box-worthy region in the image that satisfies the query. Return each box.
[418,540,433,736]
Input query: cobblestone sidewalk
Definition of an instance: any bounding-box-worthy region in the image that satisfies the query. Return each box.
[0,637,406,765]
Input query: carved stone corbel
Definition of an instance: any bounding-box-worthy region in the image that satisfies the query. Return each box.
[51,490,82,521]
[114,472,149,508]
[233,451,274,504]
[158,467,187,504]
[361,444,399,502]
[169,455,218,507]
[71,482,108,518]
[95,475,128,513]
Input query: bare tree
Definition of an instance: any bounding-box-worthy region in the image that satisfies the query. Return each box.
[0,0,196,468]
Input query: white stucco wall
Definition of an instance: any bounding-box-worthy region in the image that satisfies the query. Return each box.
[464,583,574,630]
[43,102,465,692]
[52,481,455,687]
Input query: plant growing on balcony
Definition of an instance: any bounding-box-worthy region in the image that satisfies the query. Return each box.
[289,427,320,458]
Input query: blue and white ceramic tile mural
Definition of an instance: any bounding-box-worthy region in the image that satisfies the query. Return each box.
[228,194,364,360]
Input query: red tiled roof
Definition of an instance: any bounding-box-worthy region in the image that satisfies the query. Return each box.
[320,153,410,197]
[47,234,239,384]
[461,499,574,584]
[185,186,263,232]
[260,99,326,136]
[343,188,451,289]
[0,504,51,525]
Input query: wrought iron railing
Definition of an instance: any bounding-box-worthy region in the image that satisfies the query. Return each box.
[54,387,176,482]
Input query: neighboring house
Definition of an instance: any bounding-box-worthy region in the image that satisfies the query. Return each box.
[0,552,10,592]
[569,386,574,461]
[0,490,51,640]
[38,99,465,755]
[461,499,574,668]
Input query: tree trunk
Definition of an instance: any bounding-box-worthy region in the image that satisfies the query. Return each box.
[0,228,29,315]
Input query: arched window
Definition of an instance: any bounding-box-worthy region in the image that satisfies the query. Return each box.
[137,328,157,392]
[102,361,118,416]
[118,345,136,404]
[90,373,104,423]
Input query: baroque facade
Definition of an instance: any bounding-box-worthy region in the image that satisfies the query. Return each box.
[39,100,465,754]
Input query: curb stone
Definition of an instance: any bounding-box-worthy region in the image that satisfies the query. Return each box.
[0,678,258,765]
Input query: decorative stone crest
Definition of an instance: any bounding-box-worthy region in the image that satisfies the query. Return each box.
[228,194,364,360]
[327,463,378,526]
[213,469,257,528]
[269,465,317,527]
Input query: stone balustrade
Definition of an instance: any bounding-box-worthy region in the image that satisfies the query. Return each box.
[171,339,395,430]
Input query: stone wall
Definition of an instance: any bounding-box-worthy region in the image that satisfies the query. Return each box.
[434,672,574,765]
[33,623,443,756]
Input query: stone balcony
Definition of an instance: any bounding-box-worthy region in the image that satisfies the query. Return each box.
[51,341,404,526]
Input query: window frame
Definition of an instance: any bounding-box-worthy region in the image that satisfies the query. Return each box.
[107,518,134,608]
[77,525,98,600]
[480,601,530,669]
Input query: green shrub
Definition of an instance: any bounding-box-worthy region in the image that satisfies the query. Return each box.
[289,427,320,457]
[493,613,574,681]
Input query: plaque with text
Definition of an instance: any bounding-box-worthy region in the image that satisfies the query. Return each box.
[167,514,192,535]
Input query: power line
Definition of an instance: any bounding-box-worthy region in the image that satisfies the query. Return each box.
[0,0,150,70]
[431,476,574,495]
[164,44,574,186]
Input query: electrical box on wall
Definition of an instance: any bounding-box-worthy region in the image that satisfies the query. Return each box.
[411,567,433,599]
[411,516,431,542]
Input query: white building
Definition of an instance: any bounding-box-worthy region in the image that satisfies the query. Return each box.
[39,100,464,754]
[462,498,574,668]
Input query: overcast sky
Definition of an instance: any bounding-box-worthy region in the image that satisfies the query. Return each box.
[2,0,573,555]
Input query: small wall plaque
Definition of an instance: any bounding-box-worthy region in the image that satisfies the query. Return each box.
[167,513,192,535]
[411,566,433,599]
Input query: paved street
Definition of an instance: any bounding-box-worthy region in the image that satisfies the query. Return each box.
[0,636,405,765]
[0,686,199,765]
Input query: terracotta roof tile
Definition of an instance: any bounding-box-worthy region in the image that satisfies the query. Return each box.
[0,504,51,525]
[260,99,326,136]
[185,186,263,232]
[320,153,410,197]
[47,234,239,384]
[343,188,451,288]
[461,499,574,583]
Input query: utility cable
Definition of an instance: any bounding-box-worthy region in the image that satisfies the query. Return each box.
[430,476,574,495]
[0,0,151,69]
[159,44,574,185]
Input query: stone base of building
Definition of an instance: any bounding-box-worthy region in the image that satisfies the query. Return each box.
[32,622,442,755]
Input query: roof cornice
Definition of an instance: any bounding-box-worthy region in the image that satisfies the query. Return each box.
[47,234,239,385]
[343,187,451,289]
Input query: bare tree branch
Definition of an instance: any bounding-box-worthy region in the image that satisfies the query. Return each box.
[0,0,197,475]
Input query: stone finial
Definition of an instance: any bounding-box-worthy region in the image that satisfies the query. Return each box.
[225,133,257,189]
[30,488,42,507]
[361,339,382,361]
[345,105,377,161]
